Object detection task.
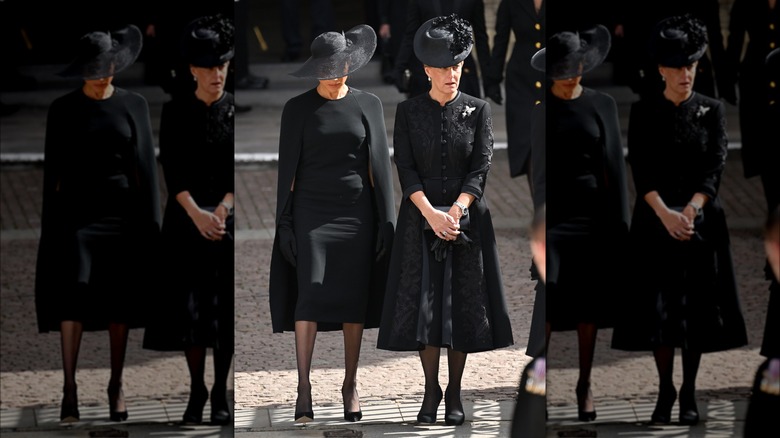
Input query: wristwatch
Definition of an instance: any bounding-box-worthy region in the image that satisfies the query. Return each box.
[453,201,469,217]
[220,201,234,216]
[688,201,702,217]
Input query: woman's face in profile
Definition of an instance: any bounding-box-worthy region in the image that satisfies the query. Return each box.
[659,61,698,95]
[191,61,230,95]
[425,62,463,95]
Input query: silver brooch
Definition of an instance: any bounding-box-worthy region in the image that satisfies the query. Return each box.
[696,105,710,118]
[462,105,475,118]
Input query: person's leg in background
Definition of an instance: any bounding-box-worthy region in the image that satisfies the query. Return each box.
[234,0,268,90]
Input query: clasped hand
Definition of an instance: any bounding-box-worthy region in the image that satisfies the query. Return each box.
[191,208,226,241]
[661,207,695,241]
[427,208,461,241]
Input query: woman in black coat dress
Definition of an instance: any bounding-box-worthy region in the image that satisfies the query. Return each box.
[392,0,491,99]
[377,15,514,426]
[611,15,748,426]
[529,25,630,422]
[484,0,545,179]
[724,0,780,214]
[35,24,161,423]
[141,15,235,426]
[268,25,396,424]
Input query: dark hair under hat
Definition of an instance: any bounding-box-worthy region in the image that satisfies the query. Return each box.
[183,14,235,68]
[651,14,708,68]
[290,24,376,80]
[531,24,611,80]
[58,25,143,80]
[414,14,474,68]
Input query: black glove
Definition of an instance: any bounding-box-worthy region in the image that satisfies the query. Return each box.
[395,68,411,93]
[277,194,297,267]
[429,232,472,262]
[485,82,503,105]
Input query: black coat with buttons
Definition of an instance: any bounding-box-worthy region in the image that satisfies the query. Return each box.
[611,91,748,353]
[376,92,514,353]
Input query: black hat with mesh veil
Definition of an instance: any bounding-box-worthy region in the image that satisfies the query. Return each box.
[58,25,143,80]
[530,24,611,80]
[290,24,377,80]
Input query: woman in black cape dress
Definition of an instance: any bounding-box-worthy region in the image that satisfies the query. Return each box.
[527,25,631,422]
[376,15,513,427]
[35,25,161,423]
[611,15,748,426]
[268,25,396,423]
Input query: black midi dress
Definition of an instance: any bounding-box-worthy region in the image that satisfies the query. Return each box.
[377,92,514,353]
[269,87,396,334]
[35,87,161,332]
[143,92,234,352]
[292,92,374,324]
[542,88,630,332]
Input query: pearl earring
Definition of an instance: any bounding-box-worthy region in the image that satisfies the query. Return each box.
[427,76,431,82]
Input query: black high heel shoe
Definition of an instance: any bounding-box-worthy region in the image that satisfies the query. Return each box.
[342,385,362,422]
[182,384,209,425]
[650,385,677,424]
[417,386,443,424]
[210,385,231,425]
[107,383,128,422]
[60,386,80,424]
[294,389,314,424]
[444,388,465,426]
[575,380,597,422]
[678,385,699,425]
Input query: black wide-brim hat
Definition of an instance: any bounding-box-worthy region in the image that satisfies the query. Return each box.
[290,24,376,80]
[183,14,235,68]
[531,24,611,80]
[414,14,474,68]
[651,14,708,67]
[58,24,142,80]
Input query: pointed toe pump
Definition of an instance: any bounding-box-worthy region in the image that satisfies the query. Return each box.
[417,386,443,424]
[107,383,128,422]
[650,385,677,425]
[182,384,209,425]
[575,380,597,422]
[678,385,699,425]
[294,411,314,424]
[444,388,465,426]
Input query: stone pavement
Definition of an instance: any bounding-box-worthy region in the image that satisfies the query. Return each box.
[1,57,774,438]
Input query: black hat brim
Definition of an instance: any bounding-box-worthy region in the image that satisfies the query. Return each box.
[58,25,143,80]
[290,24,376,80]
[532,25,611,80]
